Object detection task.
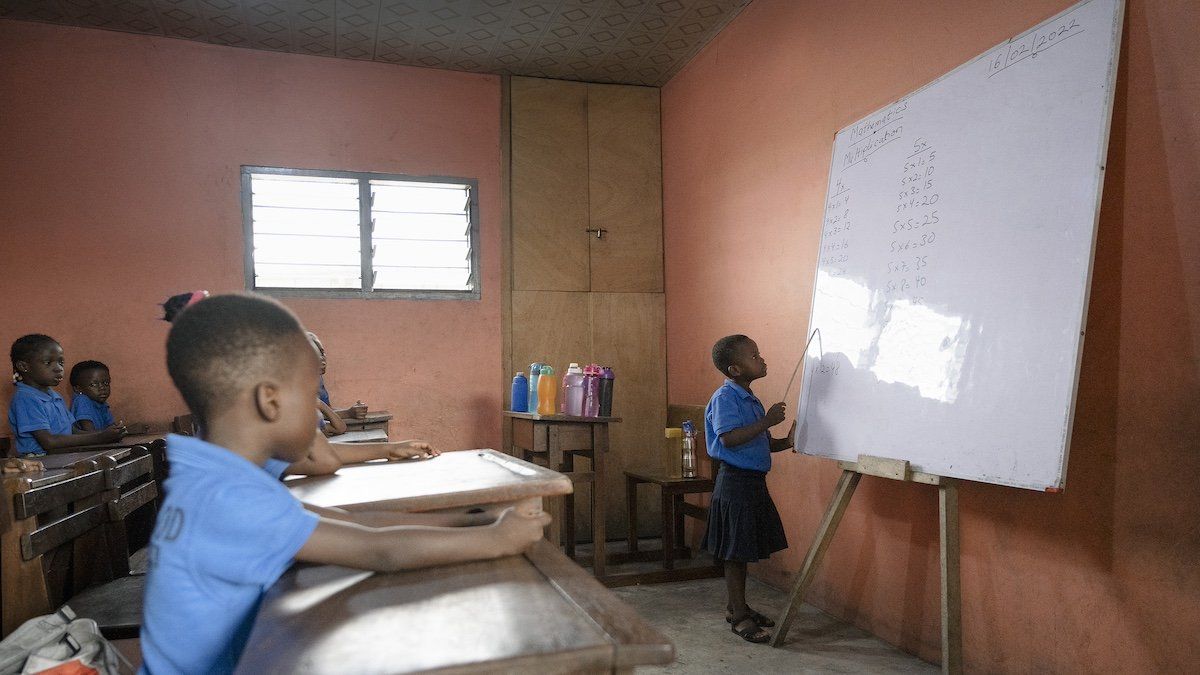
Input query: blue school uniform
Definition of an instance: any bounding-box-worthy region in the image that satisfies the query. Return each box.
[700,380,788,562]
[70,394,114,430]
[140,434,318,674]
[7,382,75,456]
[317,378,331,406]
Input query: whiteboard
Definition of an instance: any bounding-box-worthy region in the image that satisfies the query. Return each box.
[796,0,1123,491]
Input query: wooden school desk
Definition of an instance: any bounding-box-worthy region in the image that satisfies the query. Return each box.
[284,449,571,512]
[240,449,673,672]
[65,433,164,453]
[236,540,673,674]
[503,412,620,580]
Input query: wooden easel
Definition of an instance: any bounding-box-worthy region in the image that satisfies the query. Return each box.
[769,455,962,674]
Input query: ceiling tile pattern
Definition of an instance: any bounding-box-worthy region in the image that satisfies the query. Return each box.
[0,0,751,86]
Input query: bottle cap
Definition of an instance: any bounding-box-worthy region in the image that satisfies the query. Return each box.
[540,365,554,375]
[568,362,581,371]
[601,367,614,378]
[682,420,695,434]
[665,428,683,439]
[515,372,525,378]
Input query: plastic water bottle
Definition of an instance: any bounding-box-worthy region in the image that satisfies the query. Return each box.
[511,372,529,412]
[528,362,543,414]
[582,364,601,417]
[681,419,697,478]
[598,367,615,417]
[561,363,585,416]
[537,365,557,416]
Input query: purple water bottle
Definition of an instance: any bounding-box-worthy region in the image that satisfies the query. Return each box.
[598,366,615,417]
[582,364,601,417]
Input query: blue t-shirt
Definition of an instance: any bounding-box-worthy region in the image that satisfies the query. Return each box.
[8,382,75,455]
[70,394,114,430]
[317,379,331,406]
[140,434,319,674]
[263,458,289,480]
[705,380,772,473]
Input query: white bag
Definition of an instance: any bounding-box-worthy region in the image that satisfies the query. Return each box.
[0,607,127,675]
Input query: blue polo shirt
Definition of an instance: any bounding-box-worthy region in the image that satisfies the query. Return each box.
[8,382,75,456]
[140,434,319,674]
[705,380,772,473]
[70,394,114,430]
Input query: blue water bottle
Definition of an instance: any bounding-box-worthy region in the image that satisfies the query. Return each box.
[511,372,529,412]
[528,362,543,414]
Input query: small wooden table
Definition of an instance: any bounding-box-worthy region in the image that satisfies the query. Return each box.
[503,412,621,580]
[236,540,673,674]
[342,410,392,435]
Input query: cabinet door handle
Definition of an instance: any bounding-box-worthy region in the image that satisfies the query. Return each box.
[585,228,608,239]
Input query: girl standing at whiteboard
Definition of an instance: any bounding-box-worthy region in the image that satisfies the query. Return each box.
[702,334,794,643]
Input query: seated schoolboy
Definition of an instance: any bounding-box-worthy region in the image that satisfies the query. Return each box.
[306,331,368,436]
[8,335,126,456]
[142,293,550,673]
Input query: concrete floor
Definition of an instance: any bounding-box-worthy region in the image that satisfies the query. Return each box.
[611,577,937,674]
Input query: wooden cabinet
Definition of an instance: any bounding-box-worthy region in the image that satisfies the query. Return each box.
[507,77,666,540]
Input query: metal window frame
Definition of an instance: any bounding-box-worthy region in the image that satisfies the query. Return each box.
[241,165,481,301]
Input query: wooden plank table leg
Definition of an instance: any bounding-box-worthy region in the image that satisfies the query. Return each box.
[673,492,686,558]
[547,426,564,549]
[661,488,674,571]
[940,480,963,675]
[770,470,861,647]
[592,424,607,579]
[563,450,576,558]
[626,475,639,554]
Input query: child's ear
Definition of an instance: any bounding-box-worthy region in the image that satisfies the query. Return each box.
[14,360,29,374]
[726,364,741,378]
[253,382,282,422]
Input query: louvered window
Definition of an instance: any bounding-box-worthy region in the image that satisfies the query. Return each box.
[241,167,479,299]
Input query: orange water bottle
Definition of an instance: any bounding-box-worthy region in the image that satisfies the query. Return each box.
[537,365,558,416]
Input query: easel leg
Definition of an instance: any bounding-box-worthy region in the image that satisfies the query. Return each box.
[939,480,962,674]
[770,469,862,647]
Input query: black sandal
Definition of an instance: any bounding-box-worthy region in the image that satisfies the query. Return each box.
[730,617,771,643]
[725,607,776,628]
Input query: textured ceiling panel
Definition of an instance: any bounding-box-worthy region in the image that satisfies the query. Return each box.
[0,0,751,86]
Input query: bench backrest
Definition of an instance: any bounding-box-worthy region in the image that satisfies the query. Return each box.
[0,446,157,637]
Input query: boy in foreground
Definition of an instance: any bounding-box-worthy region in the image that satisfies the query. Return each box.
[141,293,549,673]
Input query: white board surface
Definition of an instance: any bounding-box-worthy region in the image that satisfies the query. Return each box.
[796,0,1123,491]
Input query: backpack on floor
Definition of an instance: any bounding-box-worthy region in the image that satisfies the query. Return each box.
[0,606,128,675]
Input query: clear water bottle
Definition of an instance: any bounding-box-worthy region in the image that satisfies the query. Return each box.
[681,419,697,478]
[561,363,585,416]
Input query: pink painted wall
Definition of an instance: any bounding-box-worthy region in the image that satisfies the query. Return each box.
[0,20,503,452]
[662,0,1198,671]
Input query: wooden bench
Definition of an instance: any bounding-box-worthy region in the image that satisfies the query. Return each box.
[0,446,158,639]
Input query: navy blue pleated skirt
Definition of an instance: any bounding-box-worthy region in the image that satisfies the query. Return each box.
[701,463,788,563]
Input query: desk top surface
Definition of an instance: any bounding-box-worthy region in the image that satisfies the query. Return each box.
[285,449,572,512]
[236,539,673,674]
[38,447,133,470]
[503,412,622,423]
[62,433,163,452]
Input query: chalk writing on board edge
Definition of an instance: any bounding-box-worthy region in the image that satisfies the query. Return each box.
[986,14,1085,79]
[848,101,908,145]
[842,126,903,171]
